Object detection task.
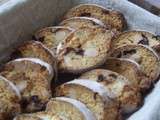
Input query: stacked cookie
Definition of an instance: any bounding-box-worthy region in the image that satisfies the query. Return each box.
[0,3,160,120]
[0,41,57,119]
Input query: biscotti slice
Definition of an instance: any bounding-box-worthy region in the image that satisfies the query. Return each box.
[0,76,21,120]
[14,112,67,120]
[57,27,115,73]
[14,114,42,120]
[0,58,53,113]
[32,112,64,120]
[63,4,127,31]
[45,97,96,120]
[111,45,160,89]
[103,58,149,90]
[11,40,57,81]
[35,26,74,53]
[111,31,160,53]
[79,69,142,114]
[55,79,120,120]
[60,17,107,29]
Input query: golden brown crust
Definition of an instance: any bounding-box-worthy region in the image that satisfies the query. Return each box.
[111,30,160,53]
[57,27,115,73]
[79,69,142,114]
[11,40,57,82]
[111,45,160,90]
[0,76,21,120]
[55,80,121,120]
[14,114,42,120]
[46,97,96,120]
[103,58,149,90]
[60,17,107,29]
[63,4,127,31]
[35,26,74,54]
[0,58,52,113]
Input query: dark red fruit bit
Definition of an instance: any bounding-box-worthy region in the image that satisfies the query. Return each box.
[152,35,160,40]
[34,102,46,111]
[80,12,91,17]
[97,74,105,82]
[20,98,29,109]
[123,49,136,55]
[115,63,120,67]
[102,9,109,14]
[138,34,149,45]
[63,47,75,55]
[63,47,84,56]
[38,36,45,42]
[75,48,84,56]
[109,73,117,79]
[117,52,122,58]
[31,95,40,103]
[93,92,98,100]
[40,66,47,72]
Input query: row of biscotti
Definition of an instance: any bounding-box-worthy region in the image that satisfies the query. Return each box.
[32,3,160,120]
[2,3,160,120]
[14,97,96,120]
[11,58,145,120]
[13,3,160,120]
[34,3,126,56]
[13,64,143,120]
[33,3,160,91]
[0,57,56,120]
[0,39,58,119]
[0,4,126,120]
[11,4,128,120]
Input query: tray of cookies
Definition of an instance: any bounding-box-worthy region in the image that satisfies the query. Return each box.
[0,0,160,120]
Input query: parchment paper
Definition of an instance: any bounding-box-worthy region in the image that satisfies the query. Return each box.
[0,0,159,119]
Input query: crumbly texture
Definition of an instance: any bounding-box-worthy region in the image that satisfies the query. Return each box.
[35,26,74,54]
[14,114,42,120]
[111,45,160,89]
[15,112,67,120]
[11,40,57,81]
[103,58,149,90]
[0,59,52,113]
[46,97,96,120]
[79,69,142,114]
[111,31,160,53]
[32,111,66,120]
[0,76,21,120]
[60,17,107,29]
[63,4,127,31]
[55,80,120,120]
[57,27,114,73]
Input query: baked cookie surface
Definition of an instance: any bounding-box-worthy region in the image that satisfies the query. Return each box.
[0,58,52,112]
[14,114,42,120]
[11,40,57,81]
[103,58,148,90]
[0,76,21,120]
[111,45,160,89]
[60,17,106,29]
[63,4,127,31]
[79,69,142,114]
[46,97,96,120]
[57,27,114,73]
[35,26,74,53]
[112,31,160,51]
[55,79,121,120]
